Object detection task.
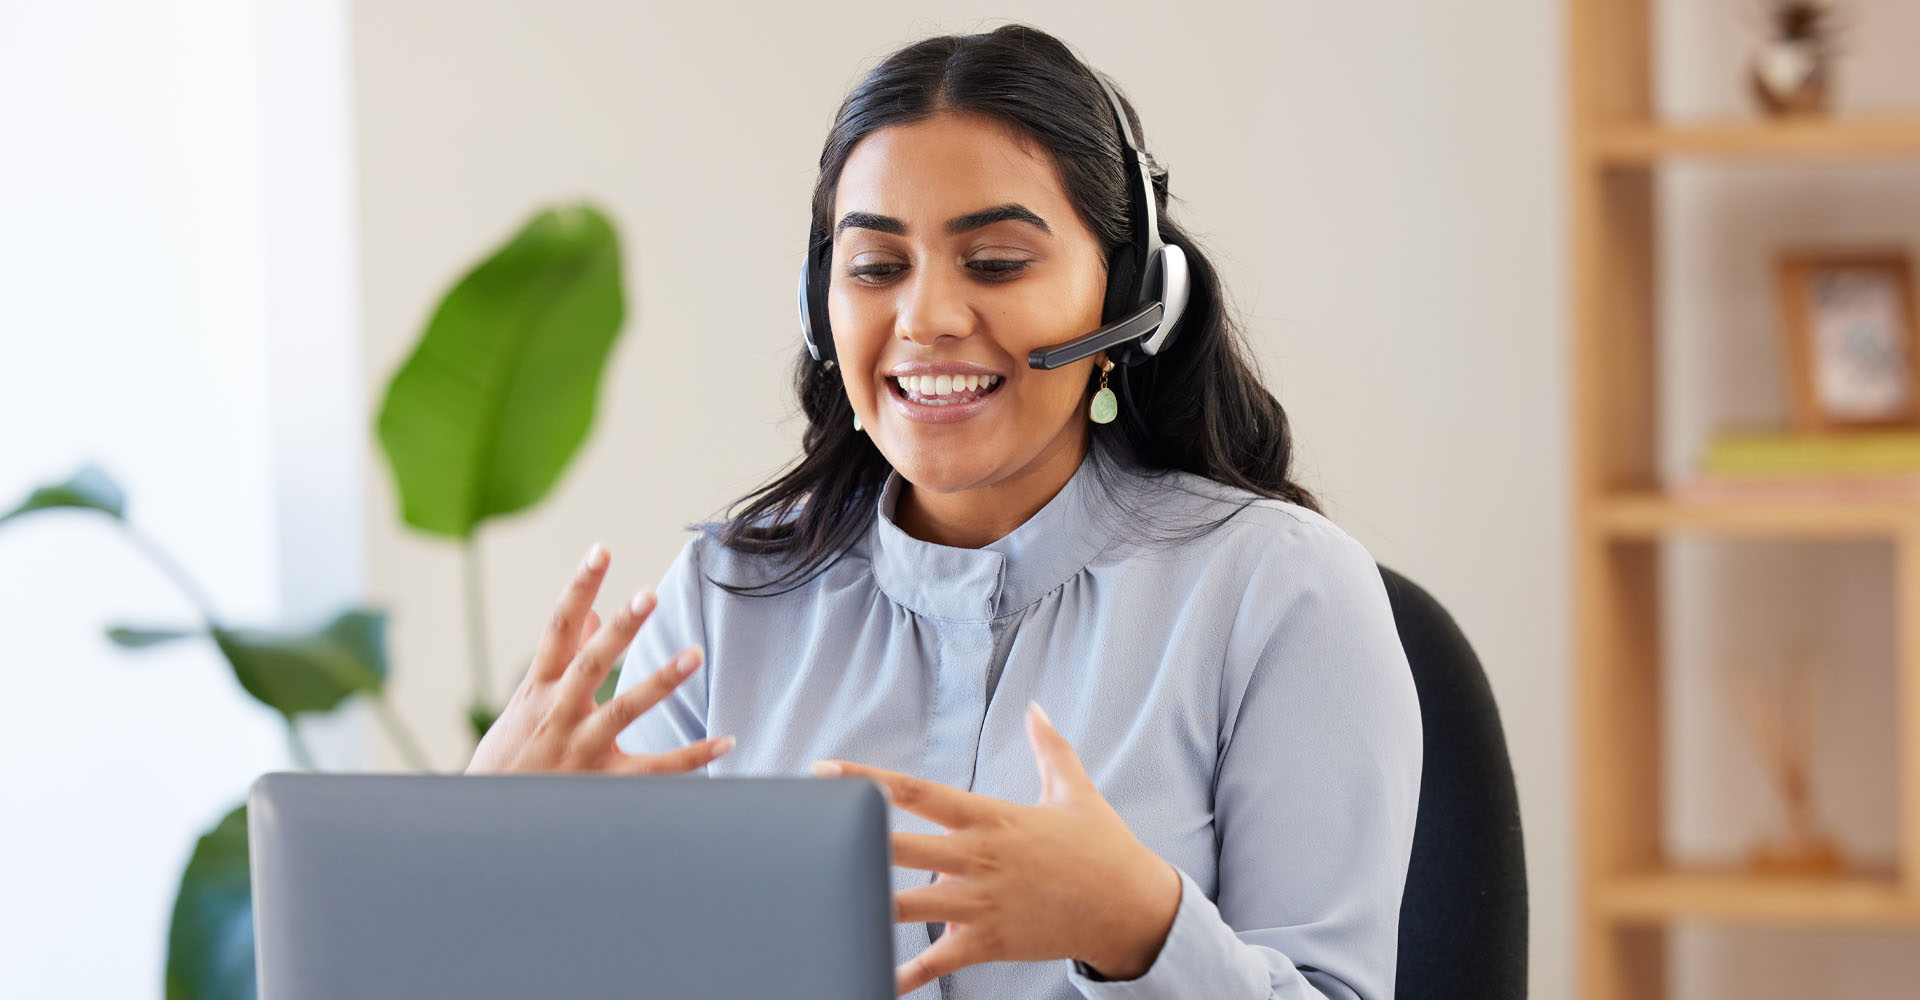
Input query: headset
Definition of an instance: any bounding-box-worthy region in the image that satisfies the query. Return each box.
[796,71,1189,374]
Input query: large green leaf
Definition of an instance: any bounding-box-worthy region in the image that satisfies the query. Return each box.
[106,610,388,719]
[207,609,389,719]
[0,464,125,526]
[166,803,255,1000]
[376,203,626,539]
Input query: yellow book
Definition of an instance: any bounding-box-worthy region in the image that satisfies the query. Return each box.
[1702,430,1920,478]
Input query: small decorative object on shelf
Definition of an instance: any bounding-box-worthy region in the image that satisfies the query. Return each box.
[1776,248,1920,433]
[1749,1,1837,116]
[1725,651,1848,877]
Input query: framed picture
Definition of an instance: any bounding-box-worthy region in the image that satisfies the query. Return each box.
[1776,248,1920,432]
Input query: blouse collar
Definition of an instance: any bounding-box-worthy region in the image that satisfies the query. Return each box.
[867,443,1127,622]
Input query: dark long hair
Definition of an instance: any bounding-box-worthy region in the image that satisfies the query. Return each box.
[710,23,1318,596]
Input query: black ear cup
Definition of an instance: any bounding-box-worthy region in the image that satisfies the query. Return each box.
[800,240,836,363]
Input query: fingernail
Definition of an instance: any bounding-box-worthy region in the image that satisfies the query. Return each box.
[629,590,653,615]
[584,542,608,571]
[810,761,843,778]
[1029,700,1052,727]
[712,735,736,755]
[676,647,702,677]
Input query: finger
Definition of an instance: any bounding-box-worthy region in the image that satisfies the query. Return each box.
[530,543,611,683]
[810,760,983,830]
[584,644,701,741]
[556,589,658,709]
[895,933,974,996]
[575,608,601,655]
[524,608,599,698]
[891,881,985,924]
[1025,700,1093,806]
[890,832,974,876]
[614,733,735,775]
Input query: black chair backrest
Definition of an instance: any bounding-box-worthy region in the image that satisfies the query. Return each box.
[1379,566,1528,999]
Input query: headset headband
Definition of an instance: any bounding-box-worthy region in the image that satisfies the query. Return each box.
[1093,74,1162,256]
[1023,72,1187,370]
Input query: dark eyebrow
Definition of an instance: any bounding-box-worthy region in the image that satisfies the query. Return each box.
[834,211,904,238]
[833,203,1052,239]
[945,204,1051,235]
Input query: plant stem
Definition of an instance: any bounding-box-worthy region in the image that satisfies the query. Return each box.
[285,720,318,770]
[117,514,434,772]
[461,535,494,706]
[117,522,219,629]
[369,694,433,771]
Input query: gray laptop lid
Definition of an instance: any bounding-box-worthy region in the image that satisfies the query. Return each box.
[249,773,893,1000]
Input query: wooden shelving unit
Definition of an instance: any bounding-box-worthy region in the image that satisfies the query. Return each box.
[1570,3,1920,998]
[1589,117,1920,164]
[1596,866,1920,928]
[1595,493,1920,539]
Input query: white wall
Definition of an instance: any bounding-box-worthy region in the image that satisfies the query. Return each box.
[0,1,362,995]
[349,2,1574,995]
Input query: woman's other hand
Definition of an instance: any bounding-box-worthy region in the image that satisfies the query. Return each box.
[812,701,1182,994]
[464,542,735,775]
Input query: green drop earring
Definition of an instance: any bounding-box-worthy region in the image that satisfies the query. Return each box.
[1089,358,1118,425]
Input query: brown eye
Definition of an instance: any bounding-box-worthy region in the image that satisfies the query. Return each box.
[970,260,1029,279]
[848,263,905,283]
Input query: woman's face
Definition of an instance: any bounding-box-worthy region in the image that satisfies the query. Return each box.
[828,110,1109,499]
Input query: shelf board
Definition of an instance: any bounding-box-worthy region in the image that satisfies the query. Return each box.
[1585,116,1920,165]
[1594,491,1920,539]
[1596,866,1920,927]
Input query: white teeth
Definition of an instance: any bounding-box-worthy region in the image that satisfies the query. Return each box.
[891,373,1001,401]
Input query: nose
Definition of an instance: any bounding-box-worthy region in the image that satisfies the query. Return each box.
[895,258,975,348]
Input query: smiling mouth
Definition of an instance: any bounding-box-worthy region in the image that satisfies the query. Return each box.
[888,374,1006,405]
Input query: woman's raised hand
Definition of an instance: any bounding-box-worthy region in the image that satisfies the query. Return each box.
[464,543,735,775]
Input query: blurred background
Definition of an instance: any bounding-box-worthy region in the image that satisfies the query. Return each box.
[4,1,1918,998]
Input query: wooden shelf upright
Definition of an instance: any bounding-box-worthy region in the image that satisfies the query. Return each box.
[1569,3,1920,999]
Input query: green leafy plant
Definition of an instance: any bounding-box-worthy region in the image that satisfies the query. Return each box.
[378,202,626,736]
[1,202,628,999]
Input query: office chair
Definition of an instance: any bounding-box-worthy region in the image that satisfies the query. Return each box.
[1379,566,1528,999]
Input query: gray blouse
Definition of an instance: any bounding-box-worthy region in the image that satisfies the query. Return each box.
[615,441,1422,999]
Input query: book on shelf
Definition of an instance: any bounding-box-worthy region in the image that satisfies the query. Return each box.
[1703,429,1920,477]
[1676,429,1920,501]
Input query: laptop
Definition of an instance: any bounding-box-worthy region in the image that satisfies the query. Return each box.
[248,772,894,1000]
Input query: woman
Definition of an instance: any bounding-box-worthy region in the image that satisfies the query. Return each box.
[467,23,1421,1000]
